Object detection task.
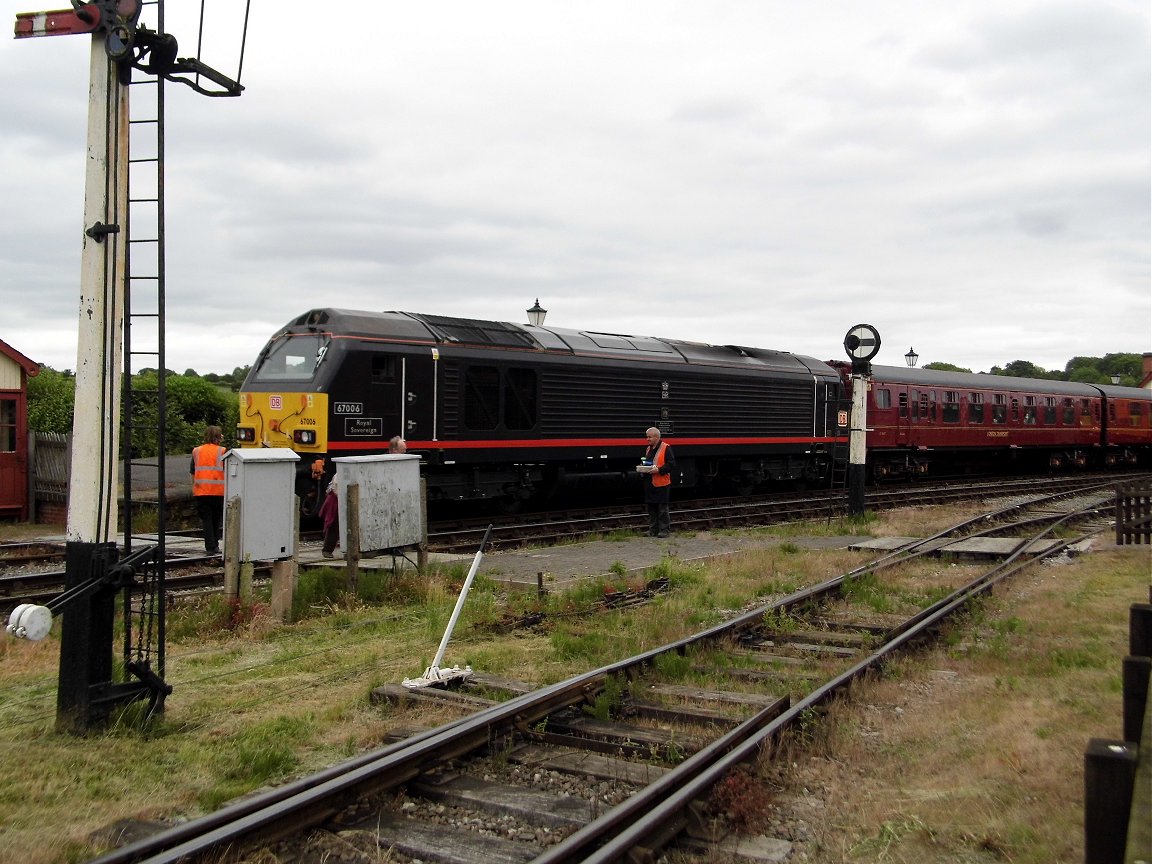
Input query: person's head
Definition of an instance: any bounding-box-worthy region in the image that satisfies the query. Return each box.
[203,425,224,444]
[645,427,661,445]
[388,435,407,454]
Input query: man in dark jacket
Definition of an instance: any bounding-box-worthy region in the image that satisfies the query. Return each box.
[639,427,675,538]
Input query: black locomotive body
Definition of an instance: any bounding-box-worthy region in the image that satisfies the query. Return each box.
[237,309,846,507]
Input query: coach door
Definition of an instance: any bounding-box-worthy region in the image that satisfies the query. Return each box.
[896,386,912,447]
[0,395,27,519]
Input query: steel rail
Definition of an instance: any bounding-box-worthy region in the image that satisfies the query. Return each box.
[531,498,1113,863]
[88,571,853,864]
[83,486,1121,863]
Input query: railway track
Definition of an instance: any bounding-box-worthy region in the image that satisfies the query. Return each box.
[85,483,1116,864]
[423,472,1138,552]
[1,474,1140,617]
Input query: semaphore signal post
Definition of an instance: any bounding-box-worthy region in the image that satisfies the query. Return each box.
[10,0,246,733]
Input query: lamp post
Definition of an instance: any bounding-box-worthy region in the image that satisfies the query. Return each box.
[526,299,547,327]
[1110,375,1121,385]
[905,347,919,368]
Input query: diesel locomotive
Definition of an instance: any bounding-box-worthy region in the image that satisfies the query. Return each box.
[236,308,845,510]
[236,308,1152,510]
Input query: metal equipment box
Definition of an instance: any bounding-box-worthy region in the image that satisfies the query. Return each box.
[222,448,300,561]
[332,454,422,552]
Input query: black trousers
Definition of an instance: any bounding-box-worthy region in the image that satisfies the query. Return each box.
[196,495,224,553]
[647,502,671,537]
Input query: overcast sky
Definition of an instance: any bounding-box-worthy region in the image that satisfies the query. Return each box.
[2,1,1148,377]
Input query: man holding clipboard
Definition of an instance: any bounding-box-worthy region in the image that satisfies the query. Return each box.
[637,427,675,538]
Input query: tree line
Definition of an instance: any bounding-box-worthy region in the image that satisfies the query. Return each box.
[922,353,1144,384]
[26,354,1145,459]
[27,366,250,458]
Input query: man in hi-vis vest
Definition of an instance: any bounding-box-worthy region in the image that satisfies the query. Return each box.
[637,426,676,538]
[190,425,227,554]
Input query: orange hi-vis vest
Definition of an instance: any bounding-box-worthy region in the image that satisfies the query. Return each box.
[192,443,226,496]
[650,442,671,487]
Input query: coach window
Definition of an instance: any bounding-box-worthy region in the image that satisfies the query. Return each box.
[1108,401,1116,423]
[1044,397,1057,425]
[371,355,397,384]
[1023,395,1037,425]
[968,393,984,423]
[898,392,909,418]
[464,366,500,430]
[1063,398,1075,425]
[1010,397,1020,423]
[874,388,891,410]
[503,368,538,430]
[942,391,960,423]
[1131,402,1145,427]
[992,393,1007,424]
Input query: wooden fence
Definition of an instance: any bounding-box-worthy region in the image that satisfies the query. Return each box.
[29,431,69,524]
[1115,482,1152,545]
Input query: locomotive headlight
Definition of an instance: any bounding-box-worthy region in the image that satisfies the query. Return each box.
[236,427,255,442]
[293,430,316,445]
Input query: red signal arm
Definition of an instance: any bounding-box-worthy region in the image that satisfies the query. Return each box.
[14,1,138,39]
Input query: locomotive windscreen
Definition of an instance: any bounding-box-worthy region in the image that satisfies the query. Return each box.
[251,334,329,382]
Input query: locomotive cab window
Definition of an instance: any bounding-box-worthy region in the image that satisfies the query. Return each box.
[371,355,397,383]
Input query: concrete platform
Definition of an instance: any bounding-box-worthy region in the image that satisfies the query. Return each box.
[849,536,1068,558]
[295,531,861,592]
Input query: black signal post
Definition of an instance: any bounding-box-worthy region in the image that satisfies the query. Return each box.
[843,325,881,517]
